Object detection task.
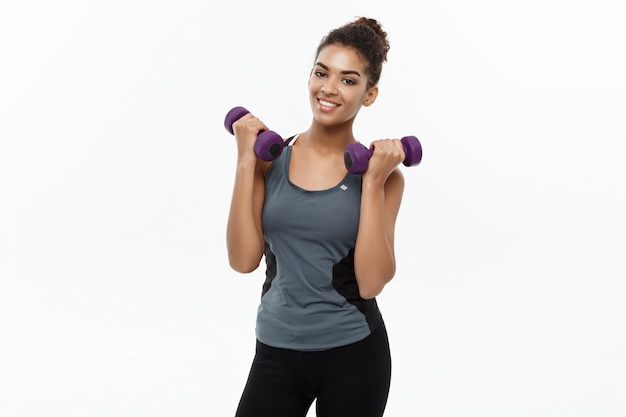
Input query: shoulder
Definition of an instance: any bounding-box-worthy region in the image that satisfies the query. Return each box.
[260,136,295,177]
[283,135,298,146]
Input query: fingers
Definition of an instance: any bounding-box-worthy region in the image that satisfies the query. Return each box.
[232,112,269,138]
[231,113,271,160]
[370,138,405,166]
[361,139,405,181]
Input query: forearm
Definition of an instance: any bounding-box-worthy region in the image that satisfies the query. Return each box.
[354,179,396,299]
[226,160,265,273]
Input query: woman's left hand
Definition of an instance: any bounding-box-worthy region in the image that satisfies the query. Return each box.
[362,139,405,183]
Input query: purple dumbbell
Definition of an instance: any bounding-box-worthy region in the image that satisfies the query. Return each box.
[344,136,423,174]
[224,106,284,161]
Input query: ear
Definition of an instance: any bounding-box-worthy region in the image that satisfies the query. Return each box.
[363,86,379,107]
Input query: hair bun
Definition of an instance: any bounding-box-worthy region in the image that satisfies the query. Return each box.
[350,17,390,62]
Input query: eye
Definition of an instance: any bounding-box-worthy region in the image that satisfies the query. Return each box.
[314,70,327,78]
[342,78,356,85]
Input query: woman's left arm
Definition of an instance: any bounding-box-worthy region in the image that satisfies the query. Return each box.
[354,140,406,299]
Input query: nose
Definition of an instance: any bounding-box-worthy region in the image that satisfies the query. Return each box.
[321,80,337,95]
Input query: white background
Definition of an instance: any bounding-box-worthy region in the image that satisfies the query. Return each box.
[1,1,625,416]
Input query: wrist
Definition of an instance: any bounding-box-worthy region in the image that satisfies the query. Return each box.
[235,157,258,171]
[361,173,387,189]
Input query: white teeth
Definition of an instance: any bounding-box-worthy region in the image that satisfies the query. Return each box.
[319,99,338,107]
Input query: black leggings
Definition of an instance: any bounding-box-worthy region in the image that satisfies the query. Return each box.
[235,325,391,417]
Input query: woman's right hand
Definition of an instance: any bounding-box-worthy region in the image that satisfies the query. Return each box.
[232,112,270,162]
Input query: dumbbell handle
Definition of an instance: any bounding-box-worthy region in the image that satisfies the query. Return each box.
[224,106,284,161]
[344,136,423,174]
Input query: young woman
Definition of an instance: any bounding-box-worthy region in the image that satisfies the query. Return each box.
[227,17,406,417]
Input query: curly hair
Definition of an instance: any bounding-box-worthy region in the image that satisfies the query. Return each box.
[315,17,390,88]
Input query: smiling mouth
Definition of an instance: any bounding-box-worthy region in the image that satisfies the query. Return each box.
[318,98,339,108]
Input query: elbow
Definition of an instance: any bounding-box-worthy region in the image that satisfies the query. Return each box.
[230,263,259,274]
[229,261,260,274]
[228,253,261,274]
[354,252,396,299]
[358,274,394,300]
[358,287,381,300]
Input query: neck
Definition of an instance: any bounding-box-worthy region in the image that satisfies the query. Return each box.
[300,119,356,152]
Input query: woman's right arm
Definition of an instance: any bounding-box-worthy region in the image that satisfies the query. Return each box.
[226,114,269,273]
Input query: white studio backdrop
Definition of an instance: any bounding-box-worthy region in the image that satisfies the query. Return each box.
[1,1,625,416]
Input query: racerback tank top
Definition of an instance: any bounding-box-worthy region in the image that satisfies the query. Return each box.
[257,138,383,351]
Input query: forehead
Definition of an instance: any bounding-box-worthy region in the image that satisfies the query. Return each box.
[315,44,368,72]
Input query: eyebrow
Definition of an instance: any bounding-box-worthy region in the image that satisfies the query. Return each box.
[314,62,362,78]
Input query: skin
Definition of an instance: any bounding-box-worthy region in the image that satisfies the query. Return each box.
[227,43,405,299]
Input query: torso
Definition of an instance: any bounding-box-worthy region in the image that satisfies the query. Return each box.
[258,145,382,351]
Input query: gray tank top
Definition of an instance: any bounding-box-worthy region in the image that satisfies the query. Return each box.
[257,139,383,351]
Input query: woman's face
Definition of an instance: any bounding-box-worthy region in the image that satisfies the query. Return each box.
[308,43,378,127]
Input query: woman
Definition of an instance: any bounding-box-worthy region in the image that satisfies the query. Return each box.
[227,17,405,417]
